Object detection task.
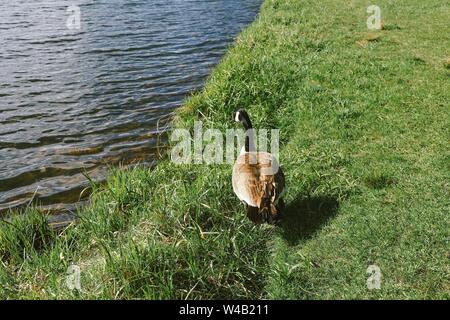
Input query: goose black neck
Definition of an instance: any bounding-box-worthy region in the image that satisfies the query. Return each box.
[245,135,253,153]
[244,127,255,153]
[238,110,254,152]
[241,116,252,131]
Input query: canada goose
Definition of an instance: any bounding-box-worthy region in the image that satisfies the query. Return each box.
[232,109,285,224]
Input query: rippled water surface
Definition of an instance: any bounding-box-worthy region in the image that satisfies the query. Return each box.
[0,0,262,214]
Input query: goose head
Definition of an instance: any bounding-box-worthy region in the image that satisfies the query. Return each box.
[233,108,253,130]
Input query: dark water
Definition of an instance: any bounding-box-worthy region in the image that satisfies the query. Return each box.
[0,0,262,214]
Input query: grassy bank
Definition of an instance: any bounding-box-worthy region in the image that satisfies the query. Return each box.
[1,0,449,299]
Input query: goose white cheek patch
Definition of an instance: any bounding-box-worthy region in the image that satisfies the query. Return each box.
[235,112,240,122]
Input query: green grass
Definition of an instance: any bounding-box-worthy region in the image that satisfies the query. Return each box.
[1,0,449,299]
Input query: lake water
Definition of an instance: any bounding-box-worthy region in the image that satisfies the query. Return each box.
[0,0,262,214]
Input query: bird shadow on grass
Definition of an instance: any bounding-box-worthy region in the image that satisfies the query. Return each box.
[278,195,340,246]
